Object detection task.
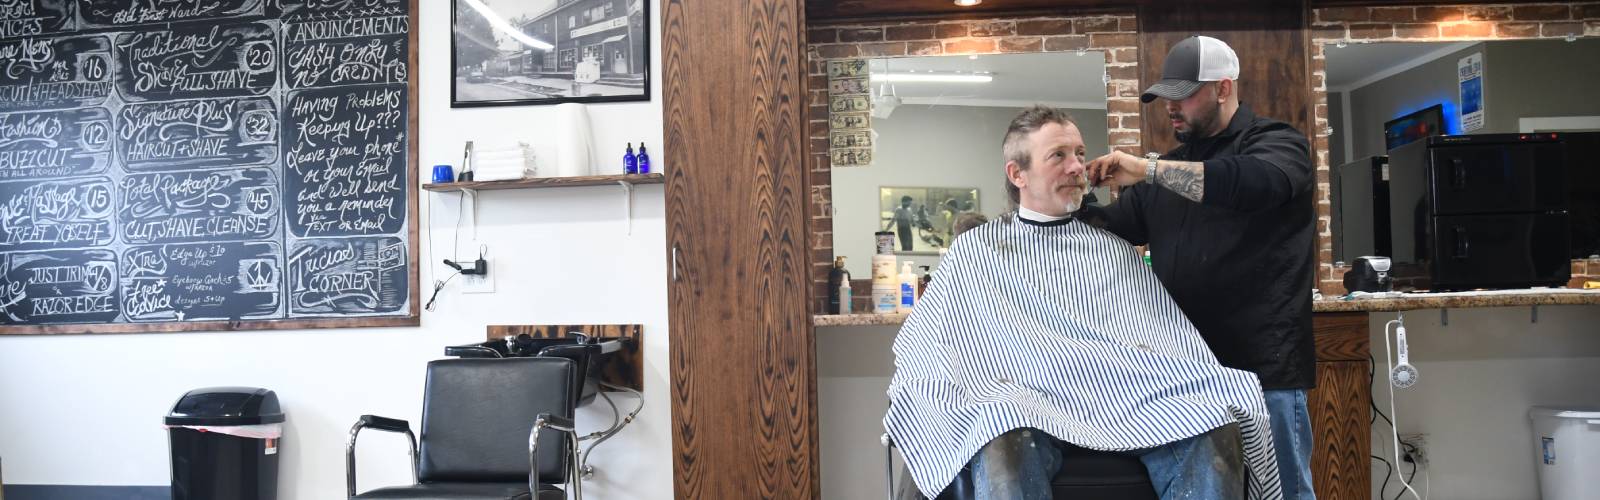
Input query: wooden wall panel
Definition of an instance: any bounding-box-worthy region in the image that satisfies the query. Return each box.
[1312,312,1370,362]
[1308,360,1372,500]
[1310,311,1372,500]
[663,0,819,498]
[1136,0,1313,155]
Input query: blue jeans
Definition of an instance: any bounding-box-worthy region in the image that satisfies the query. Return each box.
[1264,389,1316,500]
[969,424,1244,500]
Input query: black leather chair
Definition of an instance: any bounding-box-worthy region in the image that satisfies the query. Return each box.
[346,357,581,500]
[883,434,1157,500]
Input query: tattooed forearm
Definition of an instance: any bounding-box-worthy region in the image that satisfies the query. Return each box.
[1155,160,1205,203]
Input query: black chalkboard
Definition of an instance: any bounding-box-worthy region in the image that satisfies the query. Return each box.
[0,0,418,333]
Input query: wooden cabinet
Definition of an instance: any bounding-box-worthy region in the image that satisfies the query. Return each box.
[662,0,818,497]
[1308,312,1373,500]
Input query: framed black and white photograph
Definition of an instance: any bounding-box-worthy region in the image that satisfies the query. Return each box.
[452,0,650,107]
[879,187,980,255]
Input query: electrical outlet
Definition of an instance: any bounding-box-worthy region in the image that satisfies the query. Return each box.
[461,258,495,294]
[1398,433,1428,468]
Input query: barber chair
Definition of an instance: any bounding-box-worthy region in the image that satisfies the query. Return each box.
[346,357,581,500]
[882,434,1158,500]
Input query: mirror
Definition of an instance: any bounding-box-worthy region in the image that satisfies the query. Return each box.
[1324,38,1600,262]
[829,52,1111,278]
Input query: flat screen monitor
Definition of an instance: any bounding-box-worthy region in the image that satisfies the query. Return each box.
[1384,104,1445,151]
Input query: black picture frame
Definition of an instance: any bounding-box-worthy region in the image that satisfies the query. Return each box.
[451,0,651,108]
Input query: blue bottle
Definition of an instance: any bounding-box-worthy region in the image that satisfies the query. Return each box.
[623,143,638,174]
[637,143,651,174]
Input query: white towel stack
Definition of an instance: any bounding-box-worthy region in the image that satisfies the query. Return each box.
[470,143,536,182]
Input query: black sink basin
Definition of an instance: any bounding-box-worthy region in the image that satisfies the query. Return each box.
[444,333,629,406]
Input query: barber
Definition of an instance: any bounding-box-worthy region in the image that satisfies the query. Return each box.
[1081,35,1318,499]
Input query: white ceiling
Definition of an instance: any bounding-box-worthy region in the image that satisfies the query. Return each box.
[1324,41,1475,92]
[866,51,1108,109]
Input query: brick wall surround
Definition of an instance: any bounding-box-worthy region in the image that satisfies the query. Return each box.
[806,14,1142,311]
[1311,2,1600,294]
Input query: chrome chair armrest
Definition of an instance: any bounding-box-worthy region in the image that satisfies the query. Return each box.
[531,413,582,500]
[882,433,895,500]
[347,415,419,498]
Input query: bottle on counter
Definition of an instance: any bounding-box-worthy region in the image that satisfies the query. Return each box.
[637,143,652,174]
[872,242,900,315]
[872,285,898,314]
[917,265,931,298]
[623,143,638,174]
[872,253,897,286]
[827,256,851,314]
[897,261,916,313]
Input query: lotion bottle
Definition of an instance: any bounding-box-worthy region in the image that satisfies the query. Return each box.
[898,261,916,313]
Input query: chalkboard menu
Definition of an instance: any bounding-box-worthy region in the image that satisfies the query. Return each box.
[0,0,419,333]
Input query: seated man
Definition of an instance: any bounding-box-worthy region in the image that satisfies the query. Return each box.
[950,212,989,239]
[885,105,1282,500]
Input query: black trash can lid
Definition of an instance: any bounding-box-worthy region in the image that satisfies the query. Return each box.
[165,387,284,426]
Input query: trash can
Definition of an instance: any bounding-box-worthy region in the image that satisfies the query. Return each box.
[1530,406,1600,500]
[166,387,284,500]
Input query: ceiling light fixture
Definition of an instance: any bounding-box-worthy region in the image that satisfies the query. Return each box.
[954,0,982,6]
[870,72,993,83]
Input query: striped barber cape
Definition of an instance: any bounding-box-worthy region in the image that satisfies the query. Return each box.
[884,214,1282,499]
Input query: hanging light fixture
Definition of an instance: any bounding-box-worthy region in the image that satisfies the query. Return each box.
[954,0,982,6]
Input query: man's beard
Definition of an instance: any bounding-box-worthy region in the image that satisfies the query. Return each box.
[1172,101,1221,143]
[1062,171,1088,213]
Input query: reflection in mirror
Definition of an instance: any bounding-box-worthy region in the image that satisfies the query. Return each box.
[830,52,1110,278]
[1324,38,1600,264]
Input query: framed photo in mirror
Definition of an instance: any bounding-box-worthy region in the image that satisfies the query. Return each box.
[878,187,980,255]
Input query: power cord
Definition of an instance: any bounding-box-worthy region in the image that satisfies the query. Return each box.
[1392,442,1418,500]
[423,183,484,312]
[424,271,460,312]
[1372,353,1432,500]
[1369,353,1399,497]
[1383,318,1423,500]
[1374,452,1395,498]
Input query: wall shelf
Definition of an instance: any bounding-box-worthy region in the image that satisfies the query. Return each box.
[423,173,663,235]
[422,173,663,192]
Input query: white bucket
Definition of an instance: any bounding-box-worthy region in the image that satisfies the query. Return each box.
[1530,406,1600,500]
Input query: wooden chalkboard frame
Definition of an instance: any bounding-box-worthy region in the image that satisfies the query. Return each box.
[0,0,421,335]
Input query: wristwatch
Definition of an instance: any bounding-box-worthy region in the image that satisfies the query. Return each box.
[1144,152,1160,185]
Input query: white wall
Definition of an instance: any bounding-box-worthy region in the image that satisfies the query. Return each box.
[1480,39,1600,135]
[0,1,673,498]
[832,105,1108,278]
[817,306,1600,500]
[817,325,899,500]
[1345,42,1484,161]
[1366,305,1600,500]
[1340,39,1600,161]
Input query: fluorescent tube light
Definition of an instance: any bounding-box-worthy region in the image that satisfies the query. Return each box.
[869,73,992,83]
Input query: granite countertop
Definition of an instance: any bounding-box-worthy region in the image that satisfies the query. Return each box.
[1311,288,1600,312]
[815,289,1600,326]
[814,312,909,327]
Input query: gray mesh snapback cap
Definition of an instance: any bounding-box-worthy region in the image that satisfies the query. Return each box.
[1141,35,1240,103]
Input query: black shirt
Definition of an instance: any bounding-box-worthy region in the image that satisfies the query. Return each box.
[1081,104,1317,390]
